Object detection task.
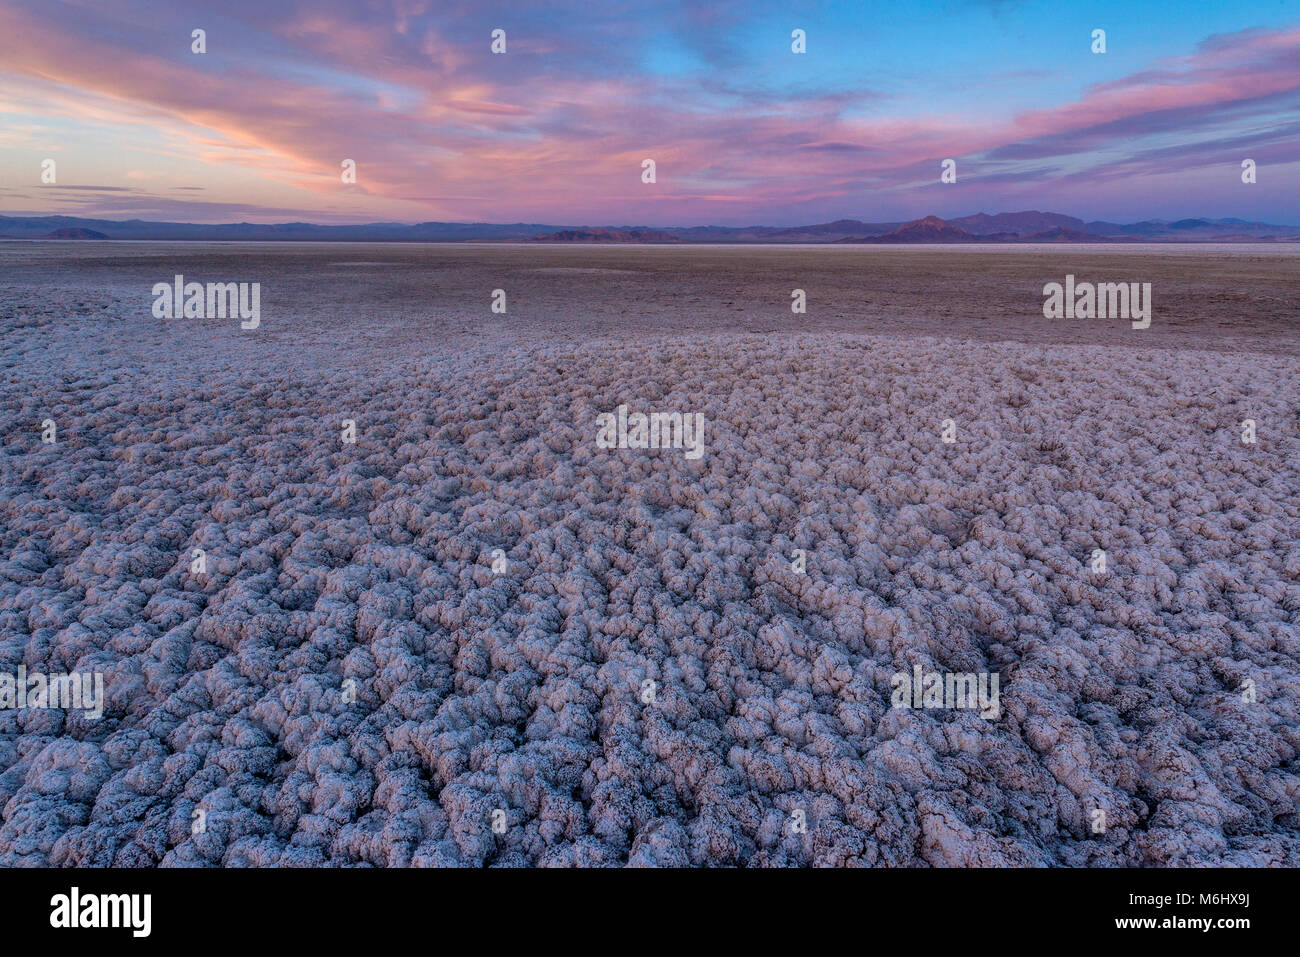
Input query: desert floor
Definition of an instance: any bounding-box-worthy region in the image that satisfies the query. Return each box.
[1,242,1296,865]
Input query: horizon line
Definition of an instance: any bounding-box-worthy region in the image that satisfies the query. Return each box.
[6,210,1300,231]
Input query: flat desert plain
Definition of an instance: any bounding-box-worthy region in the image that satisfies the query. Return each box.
[0,242,1297,866]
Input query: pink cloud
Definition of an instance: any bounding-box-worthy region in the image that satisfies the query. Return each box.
[0,3,1295,223]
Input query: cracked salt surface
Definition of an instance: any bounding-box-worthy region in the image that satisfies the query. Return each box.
[0,244,1297,866]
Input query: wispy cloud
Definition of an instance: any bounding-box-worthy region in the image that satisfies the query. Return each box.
[1,1,1296,224]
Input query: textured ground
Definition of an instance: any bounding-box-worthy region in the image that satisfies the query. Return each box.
[0,243,1297,866]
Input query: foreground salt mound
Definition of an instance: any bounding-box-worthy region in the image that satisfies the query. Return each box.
[0,333,1297,866]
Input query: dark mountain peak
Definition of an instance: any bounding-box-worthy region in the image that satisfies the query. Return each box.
[835,215,979,243]
[951,210,1087,236]
[882,216,976,241]
[528,227,682,243]
[45,227,109,239]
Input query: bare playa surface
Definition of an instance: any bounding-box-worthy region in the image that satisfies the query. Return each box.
[4,241,1299,362]
[0,243,1297,866]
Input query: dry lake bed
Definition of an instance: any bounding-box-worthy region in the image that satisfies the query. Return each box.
[0,242,1297,866]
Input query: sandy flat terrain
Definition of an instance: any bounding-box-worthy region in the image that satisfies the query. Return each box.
[0,243,1297,866]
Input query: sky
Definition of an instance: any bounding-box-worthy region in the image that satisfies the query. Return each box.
[1,0,1297,227]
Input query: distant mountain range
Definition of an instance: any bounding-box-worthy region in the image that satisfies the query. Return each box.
[2,211,1298,243]
[833,215,1121,244]
[527,228,682,243]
